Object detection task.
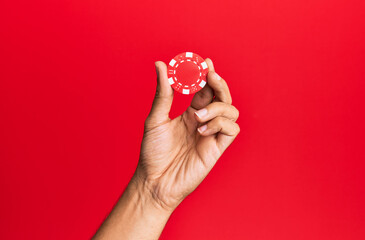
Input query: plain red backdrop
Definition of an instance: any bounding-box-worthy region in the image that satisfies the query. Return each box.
[1,0,364,239]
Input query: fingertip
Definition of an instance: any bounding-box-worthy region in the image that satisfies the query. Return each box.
[194,111,204,123]
[154,61,173,96]
[154,61,167,80]
[155,61,161,77]
[197,124,208,135]
[205,58,215,72]
[154,61,160,70]
[194,112,200,121]
[155,61,167,72]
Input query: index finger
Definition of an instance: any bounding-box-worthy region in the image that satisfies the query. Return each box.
[207,70,232,104]
[190,58,214,110]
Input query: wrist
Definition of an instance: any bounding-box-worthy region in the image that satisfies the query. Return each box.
[128,171,176,216]
[93,169,174,239]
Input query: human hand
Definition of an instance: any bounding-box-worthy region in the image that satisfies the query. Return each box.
[134,59,240,211]
[93,58,240,240]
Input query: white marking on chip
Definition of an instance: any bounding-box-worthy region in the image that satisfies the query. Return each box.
[199,80,206,88]
[183,89,190,94]
[168,77,174,85]
[201,62,208,69]
[186,52,193,58]
[187,59,191,61]
[169,59,176,67]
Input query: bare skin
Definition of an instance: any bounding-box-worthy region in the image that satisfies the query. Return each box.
[93,58,240,240]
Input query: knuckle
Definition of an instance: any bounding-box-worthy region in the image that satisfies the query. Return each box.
[154,86,162,97]
[155,91,172,99]
[207,72,216,83]
[235,123,241,134]
[212,101,223,108]
[206,102,220,115]
[232,106,239,119]
[227,96,233,105]
[215,116,226,126]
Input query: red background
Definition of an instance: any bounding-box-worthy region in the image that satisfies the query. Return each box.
[1,0,364,239]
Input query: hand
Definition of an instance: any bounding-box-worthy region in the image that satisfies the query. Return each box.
[134,58,240,211]
[93,58,239,240]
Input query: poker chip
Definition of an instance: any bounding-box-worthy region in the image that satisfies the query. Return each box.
[167,52,209,95]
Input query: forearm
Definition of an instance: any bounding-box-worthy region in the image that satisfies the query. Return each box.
[93,174,173,240]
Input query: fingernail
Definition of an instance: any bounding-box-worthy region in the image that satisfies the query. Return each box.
[198,125,207,133]
[195,108,208,119]
[214,72,221,80]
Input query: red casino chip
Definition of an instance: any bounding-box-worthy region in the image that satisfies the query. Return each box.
[167,52,209,95]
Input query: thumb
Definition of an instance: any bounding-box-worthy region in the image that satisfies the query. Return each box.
[146,61,174,128]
